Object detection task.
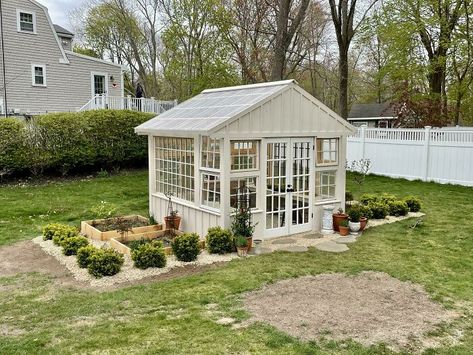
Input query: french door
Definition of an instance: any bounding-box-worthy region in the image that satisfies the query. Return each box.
[264,138,313,238]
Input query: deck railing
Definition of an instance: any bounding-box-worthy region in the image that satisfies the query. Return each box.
[79,95,177,114]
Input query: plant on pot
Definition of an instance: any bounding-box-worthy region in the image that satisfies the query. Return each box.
[235,235,248,257]
[359,205,372,232]
[332,208,348,232]
[231,196,257,252]
[339,219,350,236]
[347,205,363,235]
[164,192,181,232]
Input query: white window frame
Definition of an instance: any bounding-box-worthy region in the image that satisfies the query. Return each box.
[315,169,337,202]
[201,136,221,170]
[199,136,222,211]
[230,140,259,172]
[230,176,258,210]
[315,138,338,167]
[31,64,46,87]
[90,72,109,97]
[200,172,221,211]
[17,9,36,34]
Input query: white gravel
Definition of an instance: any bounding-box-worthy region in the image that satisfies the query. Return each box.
[32,236,239,288]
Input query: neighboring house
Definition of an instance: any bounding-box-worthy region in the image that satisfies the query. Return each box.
[348,103,397,128]
[0,0,123,115]
[135,80,355,239]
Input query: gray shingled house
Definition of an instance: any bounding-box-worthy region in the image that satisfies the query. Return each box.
[0,0,123,115]
[348,103,397,128]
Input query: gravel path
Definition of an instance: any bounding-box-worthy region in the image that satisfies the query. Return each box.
[32,237,239,288]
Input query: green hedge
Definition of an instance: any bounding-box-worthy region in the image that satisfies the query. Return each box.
[0,110,154,177]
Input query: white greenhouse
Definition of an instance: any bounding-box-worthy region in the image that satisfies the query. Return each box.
[135,80,355,239]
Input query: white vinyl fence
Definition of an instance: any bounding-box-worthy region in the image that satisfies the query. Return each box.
[79,95,177,114]
[347,126,473,187]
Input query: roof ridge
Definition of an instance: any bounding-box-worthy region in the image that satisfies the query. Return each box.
[202,79,296,94]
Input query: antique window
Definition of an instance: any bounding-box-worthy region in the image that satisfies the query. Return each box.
[201,136,220,170]
[230,176,257,209]
[315,170,336,201]
[316,138,338,166]
[201,173,221,210]
[230,140,258,171]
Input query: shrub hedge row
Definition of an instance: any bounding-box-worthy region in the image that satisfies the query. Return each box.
[0,110,154,177]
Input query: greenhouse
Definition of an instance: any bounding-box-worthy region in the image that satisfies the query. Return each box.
[135,80,355,239]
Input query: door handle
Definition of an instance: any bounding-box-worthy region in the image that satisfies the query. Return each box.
[286,185,294,193]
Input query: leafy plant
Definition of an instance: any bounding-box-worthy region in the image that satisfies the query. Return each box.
[235,235,248,248]
[359,204,373,219]
[131,243,167,269]
[46,224,79,246]
[62,236,89,256]
[77,245,98,268]
[368,202,389,219]
[345,191,354,202]
[171,233,200,262]
[380,193,397,205]
[231,205,256,238]
[339,219,349,228]
[90,201,118,220]
[87,248,124,278]
[347,205,363,222]
[389,200,409,217]
[205,226,234,254]
[43,223,70,241]
[359,193,379,205]
[404,196,422,212]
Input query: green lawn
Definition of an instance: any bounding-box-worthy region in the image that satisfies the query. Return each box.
[0,171,472,354]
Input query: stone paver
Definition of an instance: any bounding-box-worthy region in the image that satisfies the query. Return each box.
[271,238,297,245]
[302,233,324,239]
[315,241,349,253]
[334,236,357,244]
[277,245,308,253]
[248,247,273,255]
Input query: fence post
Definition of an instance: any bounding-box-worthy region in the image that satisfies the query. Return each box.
[151,97,155,113]
[174,99,178,107]
[360,125,366,160]
[422,126,431,181]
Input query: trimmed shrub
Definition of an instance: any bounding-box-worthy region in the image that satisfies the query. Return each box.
[44,224,79,245]
[368,202,389,219]
[42,223,65,241]
[359,193,379,205]
[87,248,124,278]
[206,227,234,254]
[0,118,29,173]
[131,243,167,269]
[389,200,409,216]
[347,205,363,222]
[404,196,422,212]
[77,245,98,268]
[172,233,200,262]
[380,193,397,205]
[62,236,89,256]
[359,204,373,219]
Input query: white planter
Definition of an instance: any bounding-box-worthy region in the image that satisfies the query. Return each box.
[348,221,361,235]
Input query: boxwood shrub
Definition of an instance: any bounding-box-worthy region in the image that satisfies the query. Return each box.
[131,243,167,269]
[205,227,234,254]
[359,193,379,205]
[77,245,98,268]
[368,202,389,219]
[389,200,409,216]
[87,248,124,278]
[172,233,200,262]
[44,224,79,245]
[62,236,89,256]
[404,196,422,212]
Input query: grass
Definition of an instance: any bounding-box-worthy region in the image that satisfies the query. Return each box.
[0,171,472,354]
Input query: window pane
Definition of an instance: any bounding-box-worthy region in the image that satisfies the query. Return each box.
[201,173,220,209]
[155,137,194,202]
[201,136,220,169]
[231,140,258,170]
[315,170,336,201]
[316,138,338,165]
[20,13,34,32]
[230,177,257,209]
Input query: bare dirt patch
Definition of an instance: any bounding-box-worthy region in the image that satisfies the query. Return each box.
[244,272,458,350]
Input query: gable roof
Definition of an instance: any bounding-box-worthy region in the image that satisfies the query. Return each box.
[54,24,74,38]
[348,103,396,119]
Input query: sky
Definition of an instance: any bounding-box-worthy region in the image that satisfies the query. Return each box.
[38,0,87,29]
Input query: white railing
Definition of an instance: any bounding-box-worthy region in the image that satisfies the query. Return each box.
[79,95,177,114]
[347,126,473,187]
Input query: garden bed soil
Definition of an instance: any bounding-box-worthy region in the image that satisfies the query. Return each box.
[243,272,457,350]
[81,215,163,241]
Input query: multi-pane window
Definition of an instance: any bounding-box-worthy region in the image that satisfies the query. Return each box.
[316,138,338,165]
[315,171,336,200]
[18,11,35,33]
[230,177,257,209]
[32,65,46,86]
[201,136,220,169]
[231,140,258,170]
[155,137,194,201]
[201,173,220,209]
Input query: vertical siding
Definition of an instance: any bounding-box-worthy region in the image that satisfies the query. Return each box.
[0,0,122,114]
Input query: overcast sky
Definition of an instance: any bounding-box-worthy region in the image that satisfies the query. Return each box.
[38,0,87,29]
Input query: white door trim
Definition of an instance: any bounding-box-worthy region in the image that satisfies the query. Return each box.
[90,72,109,97]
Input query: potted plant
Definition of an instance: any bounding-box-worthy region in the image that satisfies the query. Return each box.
[339,219,350,236]
[164,192,181,230]
[235,235,248,257]
[231,202,257,252]
[332,208,348,232]
[359,205,371,231]
[347,206,362,235]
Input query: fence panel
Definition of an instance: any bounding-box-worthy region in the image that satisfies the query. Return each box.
[347,127,473,187]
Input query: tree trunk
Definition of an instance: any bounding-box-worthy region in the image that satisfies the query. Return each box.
[338,48,349,119]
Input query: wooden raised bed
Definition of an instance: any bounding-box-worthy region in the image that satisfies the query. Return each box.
[110,230,206,256]
[81,215,163,241]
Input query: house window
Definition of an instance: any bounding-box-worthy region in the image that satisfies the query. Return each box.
[230,177,257,209]
[201,173,220,209]
[315,170,336,201]
[17,10,36,33]
[201,136,220,170]
[31,65,46,86]
[155,137,194,202]
[231,140,258,171]
[316,138,338,165]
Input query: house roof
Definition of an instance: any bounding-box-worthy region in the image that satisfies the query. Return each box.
[53,24,74,38]
[135,80,293,135]
[348,103,396,120]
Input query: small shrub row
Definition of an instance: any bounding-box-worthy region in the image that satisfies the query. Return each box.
[76,245,124,278]
[43,223,87,255]
[358,193,422,219]
[131,240,167,269]
[172,233,201,262]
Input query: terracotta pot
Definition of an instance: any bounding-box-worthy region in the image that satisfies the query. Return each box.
[359,217,368,231]
[332,213,348,232]
[339,226,350,236]
[246,237,253,252]
[164,216,181,230]
[237,247,248,257]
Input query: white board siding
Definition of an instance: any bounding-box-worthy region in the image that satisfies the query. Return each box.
[347,127,473,186]
[0,0,122,114]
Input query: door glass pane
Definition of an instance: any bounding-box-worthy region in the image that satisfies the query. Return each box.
[292,141,311,226]
[265,142,287,230]
[94,75,106,95]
